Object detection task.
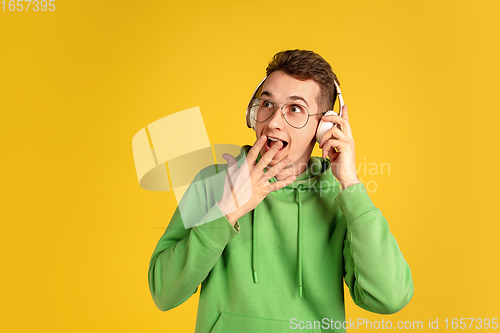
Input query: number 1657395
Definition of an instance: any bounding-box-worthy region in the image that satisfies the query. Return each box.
[2,0,56,11]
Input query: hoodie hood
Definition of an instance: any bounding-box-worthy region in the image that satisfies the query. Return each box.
[240,145,339,297]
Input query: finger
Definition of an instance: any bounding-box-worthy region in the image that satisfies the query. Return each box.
[321,113,351,136]
[246,135,267,164]
[266,155,292,179]
[257,140,283,169]
[322,138,342,151]
[341,104,349,120]
[270,174,297,192]
[321,139,342,159]
[322,105,352,139]
[321,114,347,132]
[318,126,349,148]
[340,105,353,139]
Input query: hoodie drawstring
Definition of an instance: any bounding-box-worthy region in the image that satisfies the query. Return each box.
[252,209,258,283]
[251,183,305,298]
[296,183,304,297]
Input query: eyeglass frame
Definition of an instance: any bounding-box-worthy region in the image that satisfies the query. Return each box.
[246,76,344,131]
[249,97,327,129]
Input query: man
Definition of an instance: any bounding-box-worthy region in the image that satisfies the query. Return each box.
[148,49,413,332]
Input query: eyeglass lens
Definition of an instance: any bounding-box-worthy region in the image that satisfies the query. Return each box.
[252,99,309,128]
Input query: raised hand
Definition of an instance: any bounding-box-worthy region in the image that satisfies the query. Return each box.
[218,135,296,226]
[318,105,360,190]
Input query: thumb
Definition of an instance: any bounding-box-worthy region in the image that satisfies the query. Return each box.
[341,105,348,120]
[222,153,238,176]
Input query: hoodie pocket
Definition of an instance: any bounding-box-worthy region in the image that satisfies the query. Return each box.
[210,312,322,333]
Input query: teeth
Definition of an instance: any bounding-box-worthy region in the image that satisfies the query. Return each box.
[267,137,288,149]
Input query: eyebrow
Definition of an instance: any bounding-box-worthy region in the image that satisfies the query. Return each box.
[260,91,309,107]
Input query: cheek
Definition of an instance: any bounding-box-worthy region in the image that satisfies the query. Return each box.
[304,122,320,140]
[254,124,263,137]
[312,119,322,136]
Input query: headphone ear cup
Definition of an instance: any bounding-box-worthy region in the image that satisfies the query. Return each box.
[247,99,258,130]
[249,107,256,130]
[246,77,267,131]
[318,80,344,143]
[316,110,338,143]
[246,105,253,129]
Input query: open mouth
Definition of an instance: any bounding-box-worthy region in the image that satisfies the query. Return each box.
[266,137,289,150]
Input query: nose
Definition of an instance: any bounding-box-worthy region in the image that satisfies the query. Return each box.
[266,104,286,129]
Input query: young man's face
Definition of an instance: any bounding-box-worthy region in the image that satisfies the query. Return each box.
[255,70,322,171]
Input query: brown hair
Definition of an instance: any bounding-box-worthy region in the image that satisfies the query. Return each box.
[265,49,339,112]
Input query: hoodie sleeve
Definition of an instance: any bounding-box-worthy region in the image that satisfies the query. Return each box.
[336,182,414,314]
[148,171,239,311]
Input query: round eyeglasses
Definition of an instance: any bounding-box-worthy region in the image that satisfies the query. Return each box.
[249,98,326,129]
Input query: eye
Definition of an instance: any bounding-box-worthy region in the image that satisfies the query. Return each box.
[262,100,274,109]
[290,104,306,113]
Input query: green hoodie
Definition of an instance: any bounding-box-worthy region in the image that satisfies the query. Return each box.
[148,145,413,332]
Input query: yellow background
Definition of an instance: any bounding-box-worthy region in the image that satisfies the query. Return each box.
[1,0,499,332]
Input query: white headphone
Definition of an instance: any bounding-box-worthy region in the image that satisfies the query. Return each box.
[245,76,344,143]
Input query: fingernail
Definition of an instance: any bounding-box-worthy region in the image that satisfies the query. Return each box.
[259,135,266,142]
